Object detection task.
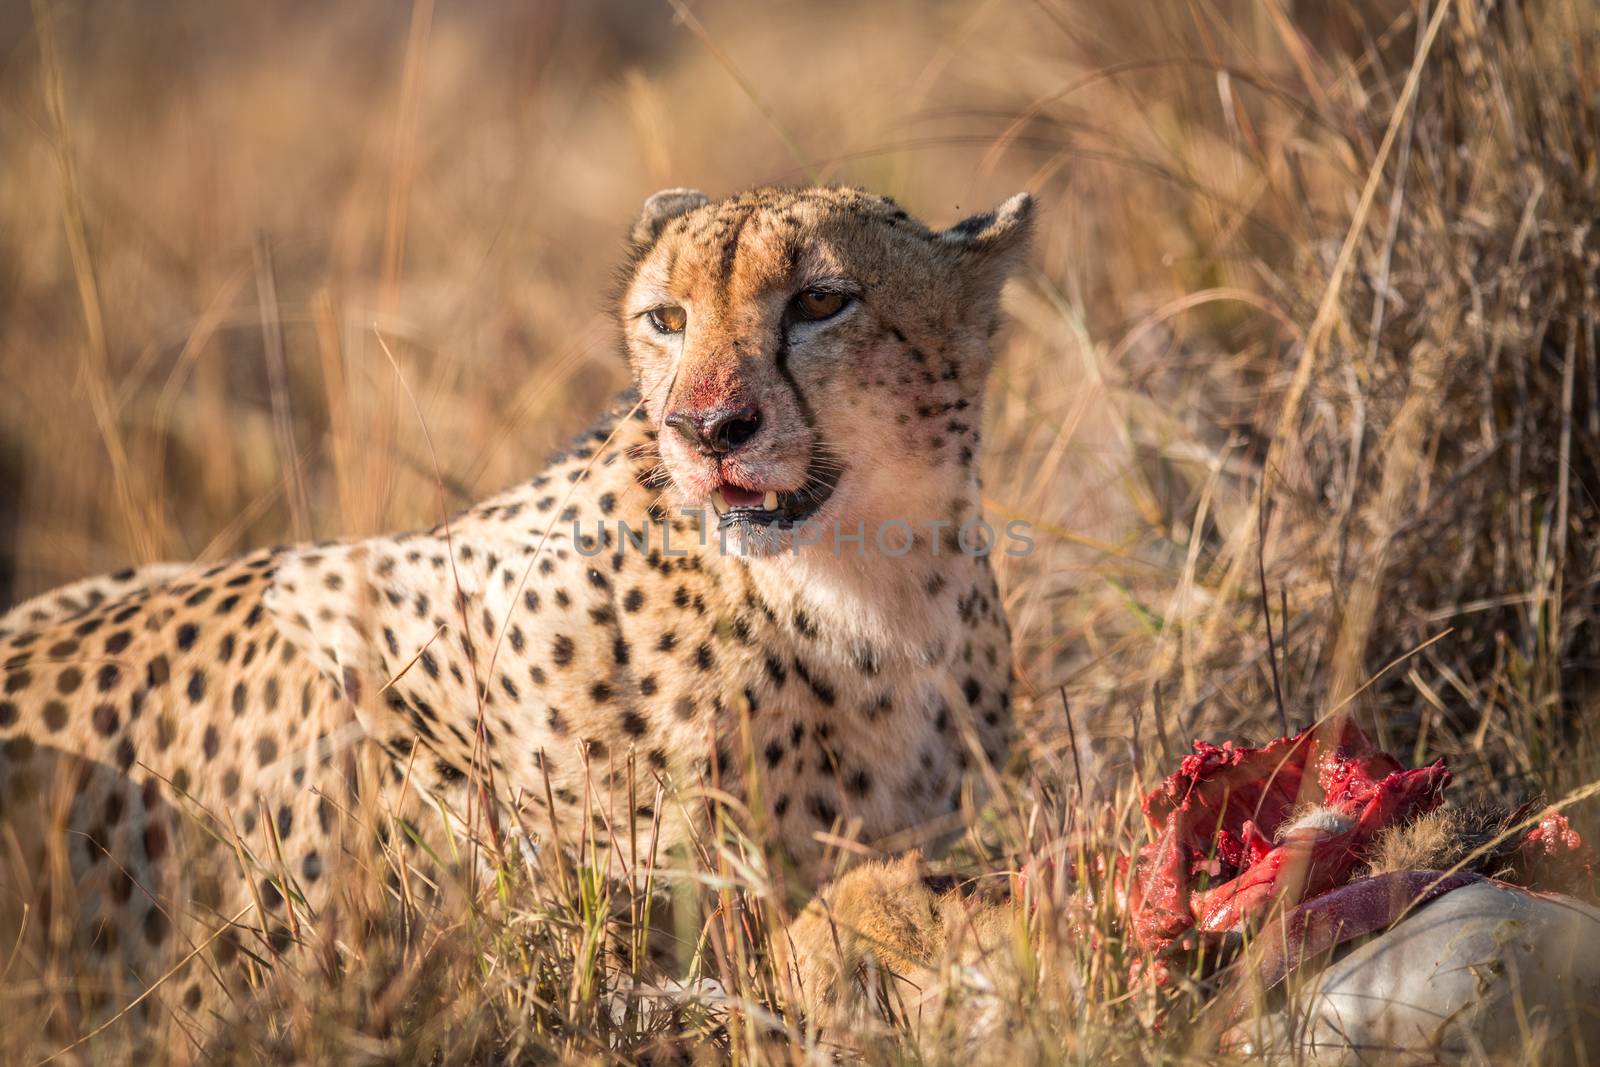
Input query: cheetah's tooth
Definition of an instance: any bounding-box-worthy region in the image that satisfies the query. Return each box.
[711,490,729,516]
[762,491,779,511]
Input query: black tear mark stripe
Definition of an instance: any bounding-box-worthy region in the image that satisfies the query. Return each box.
[770,316,851,511]
[772,328,818,433]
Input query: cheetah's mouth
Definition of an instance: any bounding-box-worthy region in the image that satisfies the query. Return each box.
[709,450,844,531]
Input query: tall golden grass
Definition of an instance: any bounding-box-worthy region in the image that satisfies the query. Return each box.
[2,0,1597,1060]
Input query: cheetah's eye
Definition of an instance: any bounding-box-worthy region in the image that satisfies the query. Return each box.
[790,288,850,323]
[647,306,687,334]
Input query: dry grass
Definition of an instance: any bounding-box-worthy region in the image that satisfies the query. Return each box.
[2,0,1598,1062]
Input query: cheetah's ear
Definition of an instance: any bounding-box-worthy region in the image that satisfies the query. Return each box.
[938,192,1035,284]
[630,188,711,250]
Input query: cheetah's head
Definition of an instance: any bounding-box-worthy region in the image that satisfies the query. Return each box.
[619,186,1032,548]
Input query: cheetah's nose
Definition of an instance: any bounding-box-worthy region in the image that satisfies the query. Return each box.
[665,405,762,455]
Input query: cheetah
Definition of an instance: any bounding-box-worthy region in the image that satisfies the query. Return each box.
[0,185,1031,1046]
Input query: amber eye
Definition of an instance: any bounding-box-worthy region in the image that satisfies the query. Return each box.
[647,306,687,334]
[791,288,849,322]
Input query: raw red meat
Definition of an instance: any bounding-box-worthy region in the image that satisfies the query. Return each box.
[1128,720,1451,968]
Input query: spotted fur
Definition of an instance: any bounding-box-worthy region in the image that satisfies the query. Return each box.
[0,185,1030,1040]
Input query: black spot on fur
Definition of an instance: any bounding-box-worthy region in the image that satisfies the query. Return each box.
[552,635,574,666]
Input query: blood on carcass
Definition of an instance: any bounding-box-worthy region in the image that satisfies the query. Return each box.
[1128,721,1452,971]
